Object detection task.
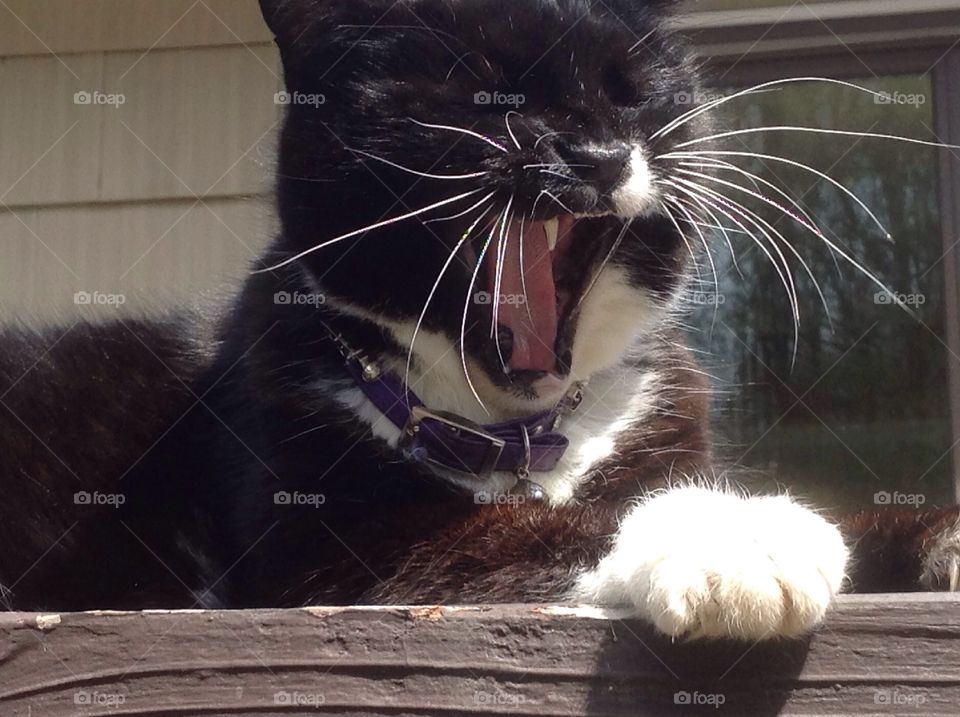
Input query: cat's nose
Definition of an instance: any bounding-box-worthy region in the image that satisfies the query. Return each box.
[561,144,631,195]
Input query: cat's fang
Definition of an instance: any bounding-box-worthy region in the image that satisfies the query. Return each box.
[544,218,559,252]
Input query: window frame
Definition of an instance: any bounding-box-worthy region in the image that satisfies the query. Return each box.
[682,12,960,500]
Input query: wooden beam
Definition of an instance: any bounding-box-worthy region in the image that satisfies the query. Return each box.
[1,595,959,715]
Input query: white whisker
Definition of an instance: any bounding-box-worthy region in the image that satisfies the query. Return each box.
[347,147,489,180]
[660,149,891,240]
[409,118,509,153]
[424,191,495,225]
[405,204,495,400]
[653,77,893,142]
[677,168,909,315]
[675,125,960,152]
[664,177,800,334]
[505,111,523,151]
[460,211,506,416]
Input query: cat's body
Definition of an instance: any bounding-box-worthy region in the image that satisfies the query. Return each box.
[2,0,958,639]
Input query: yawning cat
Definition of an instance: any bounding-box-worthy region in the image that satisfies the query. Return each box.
[1,0,958,640]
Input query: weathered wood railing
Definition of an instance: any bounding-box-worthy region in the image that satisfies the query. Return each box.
[1,594,958,715]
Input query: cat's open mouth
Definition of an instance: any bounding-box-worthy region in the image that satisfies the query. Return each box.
[482,213,596,379]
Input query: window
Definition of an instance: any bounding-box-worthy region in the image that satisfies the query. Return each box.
[678,5,960,510]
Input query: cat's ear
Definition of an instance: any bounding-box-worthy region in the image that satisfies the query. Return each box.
[258,0,328,65]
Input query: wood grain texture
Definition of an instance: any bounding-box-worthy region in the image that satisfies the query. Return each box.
[0,595,958,716]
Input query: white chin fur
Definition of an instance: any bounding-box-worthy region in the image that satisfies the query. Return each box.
[574,484,849,640]
[321,265,661,425]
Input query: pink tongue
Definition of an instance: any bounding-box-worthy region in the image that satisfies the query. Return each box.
[492,221,558,373]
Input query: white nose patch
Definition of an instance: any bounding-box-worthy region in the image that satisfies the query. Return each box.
[610,147,656,218]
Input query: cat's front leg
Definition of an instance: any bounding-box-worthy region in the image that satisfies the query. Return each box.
[574,485,849,640]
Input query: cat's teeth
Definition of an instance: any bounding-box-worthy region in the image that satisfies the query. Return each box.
[544,218,559,252]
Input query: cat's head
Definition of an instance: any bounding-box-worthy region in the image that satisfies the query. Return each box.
[259,0,707,420]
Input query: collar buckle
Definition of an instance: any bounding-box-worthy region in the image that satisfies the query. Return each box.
[400,406,506,481]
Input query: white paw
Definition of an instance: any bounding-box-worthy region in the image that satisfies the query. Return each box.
[575,485,848,640]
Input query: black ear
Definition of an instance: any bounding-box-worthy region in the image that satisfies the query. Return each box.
[260,0,330,64]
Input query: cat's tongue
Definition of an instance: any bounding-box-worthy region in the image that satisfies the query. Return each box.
[490,220,558,373]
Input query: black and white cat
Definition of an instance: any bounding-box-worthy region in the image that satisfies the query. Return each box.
[1,0,958,640]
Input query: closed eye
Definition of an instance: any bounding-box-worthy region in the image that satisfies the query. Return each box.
[602,66,638,107]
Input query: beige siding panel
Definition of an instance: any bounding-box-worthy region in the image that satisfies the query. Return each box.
[0,0,272,57]
[0,53,106,207]
[0,197,274,322]
[99,45,281,202]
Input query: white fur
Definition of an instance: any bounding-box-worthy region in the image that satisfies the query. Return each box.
[575,485,849,639]
[320,266,663,501]
[921,518,960,591]
[611,147,656,218]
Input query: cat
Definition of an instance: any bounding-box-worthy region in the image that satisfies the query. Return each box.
[1,0,958,641]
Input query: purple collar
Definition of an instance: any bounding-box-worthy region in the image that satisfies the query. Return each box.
[328,330,582,481]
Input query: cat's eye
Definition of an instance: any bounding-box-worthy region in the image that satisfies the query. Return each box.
[602,66,638,107]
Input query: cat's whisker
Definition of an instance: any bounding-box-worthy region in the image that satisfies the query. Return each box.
[533,130,576,150]
[662,195,721,332]
[659,149,892,240]
[460,207,508,415]
[576,221,631,309]
[652,77,894,142]
[658,200,704,283]
[663,184,744,279]
[424,191,496,224]
[675,125,960,152]
[679,167,909,316]
[408,118,509,154]
[505,111,523,151]
[405,203,495,401]
[254,188,485,273]
[671,158,820,236]
[518,214,534,325]
[540,190,577,216]
[540,169,582,182]
[663,177,801,333]
[347,147,489,180]
[491,195,515,353]
[672,179,832,331]
[671,182,804,366]
[523,163,593,169]
[492,206,515,372]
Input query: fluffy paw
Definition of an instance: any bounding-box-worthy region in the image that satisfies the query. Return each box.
[921,518,960,591]
[575,486,848,640]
